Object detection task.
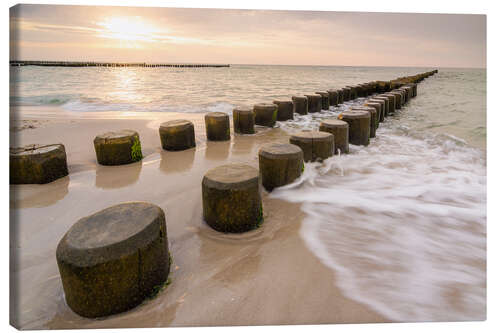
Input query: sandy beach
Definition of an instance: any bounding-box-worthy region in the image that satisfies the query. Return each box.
[10,105,388,329]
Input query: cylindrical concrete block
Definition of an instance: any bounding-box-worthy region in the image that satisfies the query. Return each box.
[346,86,358,99]
[327,90,339,106]
[391,91,403,109]
[205,112,230,141]
[372,96,389,119]
[338,110,371,146]
[289,131,334,162]
[315,92,330,110]
[254,103,278,127]
[364,102,382,128]
[368,99,385,123]
[394,89,407,105]
[10,144,68,184]
[342,87,351,101]
[292,96,308,115]
[352,106,377,138]
[159,120,196,151]
[56,202,170,318]
[202,163,262,233]
[94,130,143,165]
[273,100,294,121]
[319,119,349,154]
[233,107,255,134]
[380,94,396,114]
[259,143,304,191]
[305,94,322,113]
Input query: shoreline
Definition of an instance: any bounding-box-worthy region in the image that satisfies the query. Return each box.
[10,105,389,329]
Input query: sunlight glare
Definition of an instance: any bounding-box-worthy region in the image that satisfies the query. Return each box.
[98,17,162,45]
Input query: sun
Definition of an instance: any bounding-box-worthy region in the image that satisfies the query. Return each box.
[97,17,162,44]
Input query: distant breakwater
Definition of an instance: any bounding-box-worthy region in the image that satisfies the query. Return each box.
[9,60,230,68]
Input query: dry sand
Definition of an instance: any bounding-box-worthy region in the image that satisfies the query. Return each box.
[10,106,388,329]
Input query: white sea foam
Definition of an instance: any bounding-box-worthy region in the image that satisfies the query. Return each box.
[271,123,486,322]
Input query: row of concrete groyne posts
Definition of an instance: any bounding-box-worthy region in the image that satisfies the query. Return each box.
[10,69,438,319]
[10,60,230,68]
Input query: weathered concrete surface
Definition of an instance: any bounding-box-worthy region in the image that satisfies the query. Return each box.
[273,100,294,121]
[56,202,170,318]
[371,96,389,119]
[319,119,349,154]
[159,120,196,151]
[259,143,304,191]
[254,103,278,127]
[233,107,255,134]
[289,131,334,162]
[202,163,262,233]
[367,99,385,123]
[94,130,143,165]
[10,144,68,184]
[292,96,308,115]
[327,90,339,106]
[315,92,330,110]
[364,102,382,128]
[379,94,396,114]
[338,110,371,146]
[305,94,322,113]
[205,112,230,141]
[352,106,377,138]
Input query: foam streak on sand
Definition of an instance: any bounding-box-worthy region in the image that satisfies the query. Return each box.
[271,124,486,322]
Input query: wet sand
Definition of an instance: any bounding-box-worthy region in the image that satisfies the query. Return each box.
[10,106,388,329]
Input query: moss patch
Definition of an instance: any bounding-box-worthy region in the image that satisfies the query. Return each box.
[131,137,143,162]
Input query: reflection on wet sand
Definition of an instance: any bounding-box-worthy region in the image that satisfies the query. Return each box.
[231,135,255,155]
[95,162,142,189]
[159,148,196,174]
[204,141,231,161]
[10,176,70,209]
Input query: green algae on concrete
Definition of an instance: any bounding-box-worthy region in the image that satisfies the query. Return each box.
[202,163,262,233]
[94,130,143,165]
[10,143,69,184]
[56,202,170,318]
[205,112,230,141]
[159,119,196,151]
[258,143,304,192]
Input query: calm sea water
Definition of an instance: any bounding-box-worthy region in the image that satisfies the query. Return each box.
[10,65,486,322]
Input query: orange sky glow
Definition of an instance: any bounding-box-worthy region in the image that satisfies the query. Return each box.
[10,4,486,68]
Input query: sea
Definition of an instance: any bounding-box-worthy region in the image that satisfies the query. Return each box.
[10,64,487,322]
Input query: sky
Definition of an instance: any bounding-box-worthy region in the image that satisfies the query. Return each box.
[9,4,486,68]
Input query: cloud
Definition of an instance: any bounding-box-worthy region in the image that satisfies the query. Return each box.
[9,4,486,67]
